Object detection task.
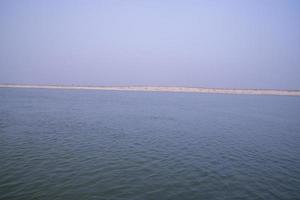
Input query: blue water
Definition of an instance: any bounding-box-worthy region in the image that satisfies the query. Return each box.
[0,88,300,199]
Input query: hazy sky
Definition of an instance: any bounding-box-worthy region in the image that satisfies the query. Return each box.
[0,0,299,89]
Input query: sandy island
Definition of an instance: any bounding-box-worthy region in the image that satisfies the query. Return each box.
[0,84,300,96]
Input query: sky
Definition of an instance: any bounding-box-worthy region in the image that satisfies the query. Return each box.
[0,0,299,89]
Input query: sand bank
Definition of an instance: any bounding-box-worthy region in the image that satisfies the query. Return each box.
[0,84,300,96]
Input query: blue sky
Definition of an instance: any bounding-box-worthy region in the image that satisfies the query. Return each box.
[1,0,299,89]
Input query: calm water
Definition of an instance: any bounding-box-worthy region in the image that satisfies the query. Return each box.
[0,88,300,200]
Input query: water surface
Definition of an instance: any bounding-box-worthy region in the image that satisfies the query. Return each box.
[0,88,300,199]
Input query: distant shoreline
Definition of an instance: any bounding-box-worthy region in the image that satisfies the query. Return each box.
[0,84,300,96]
